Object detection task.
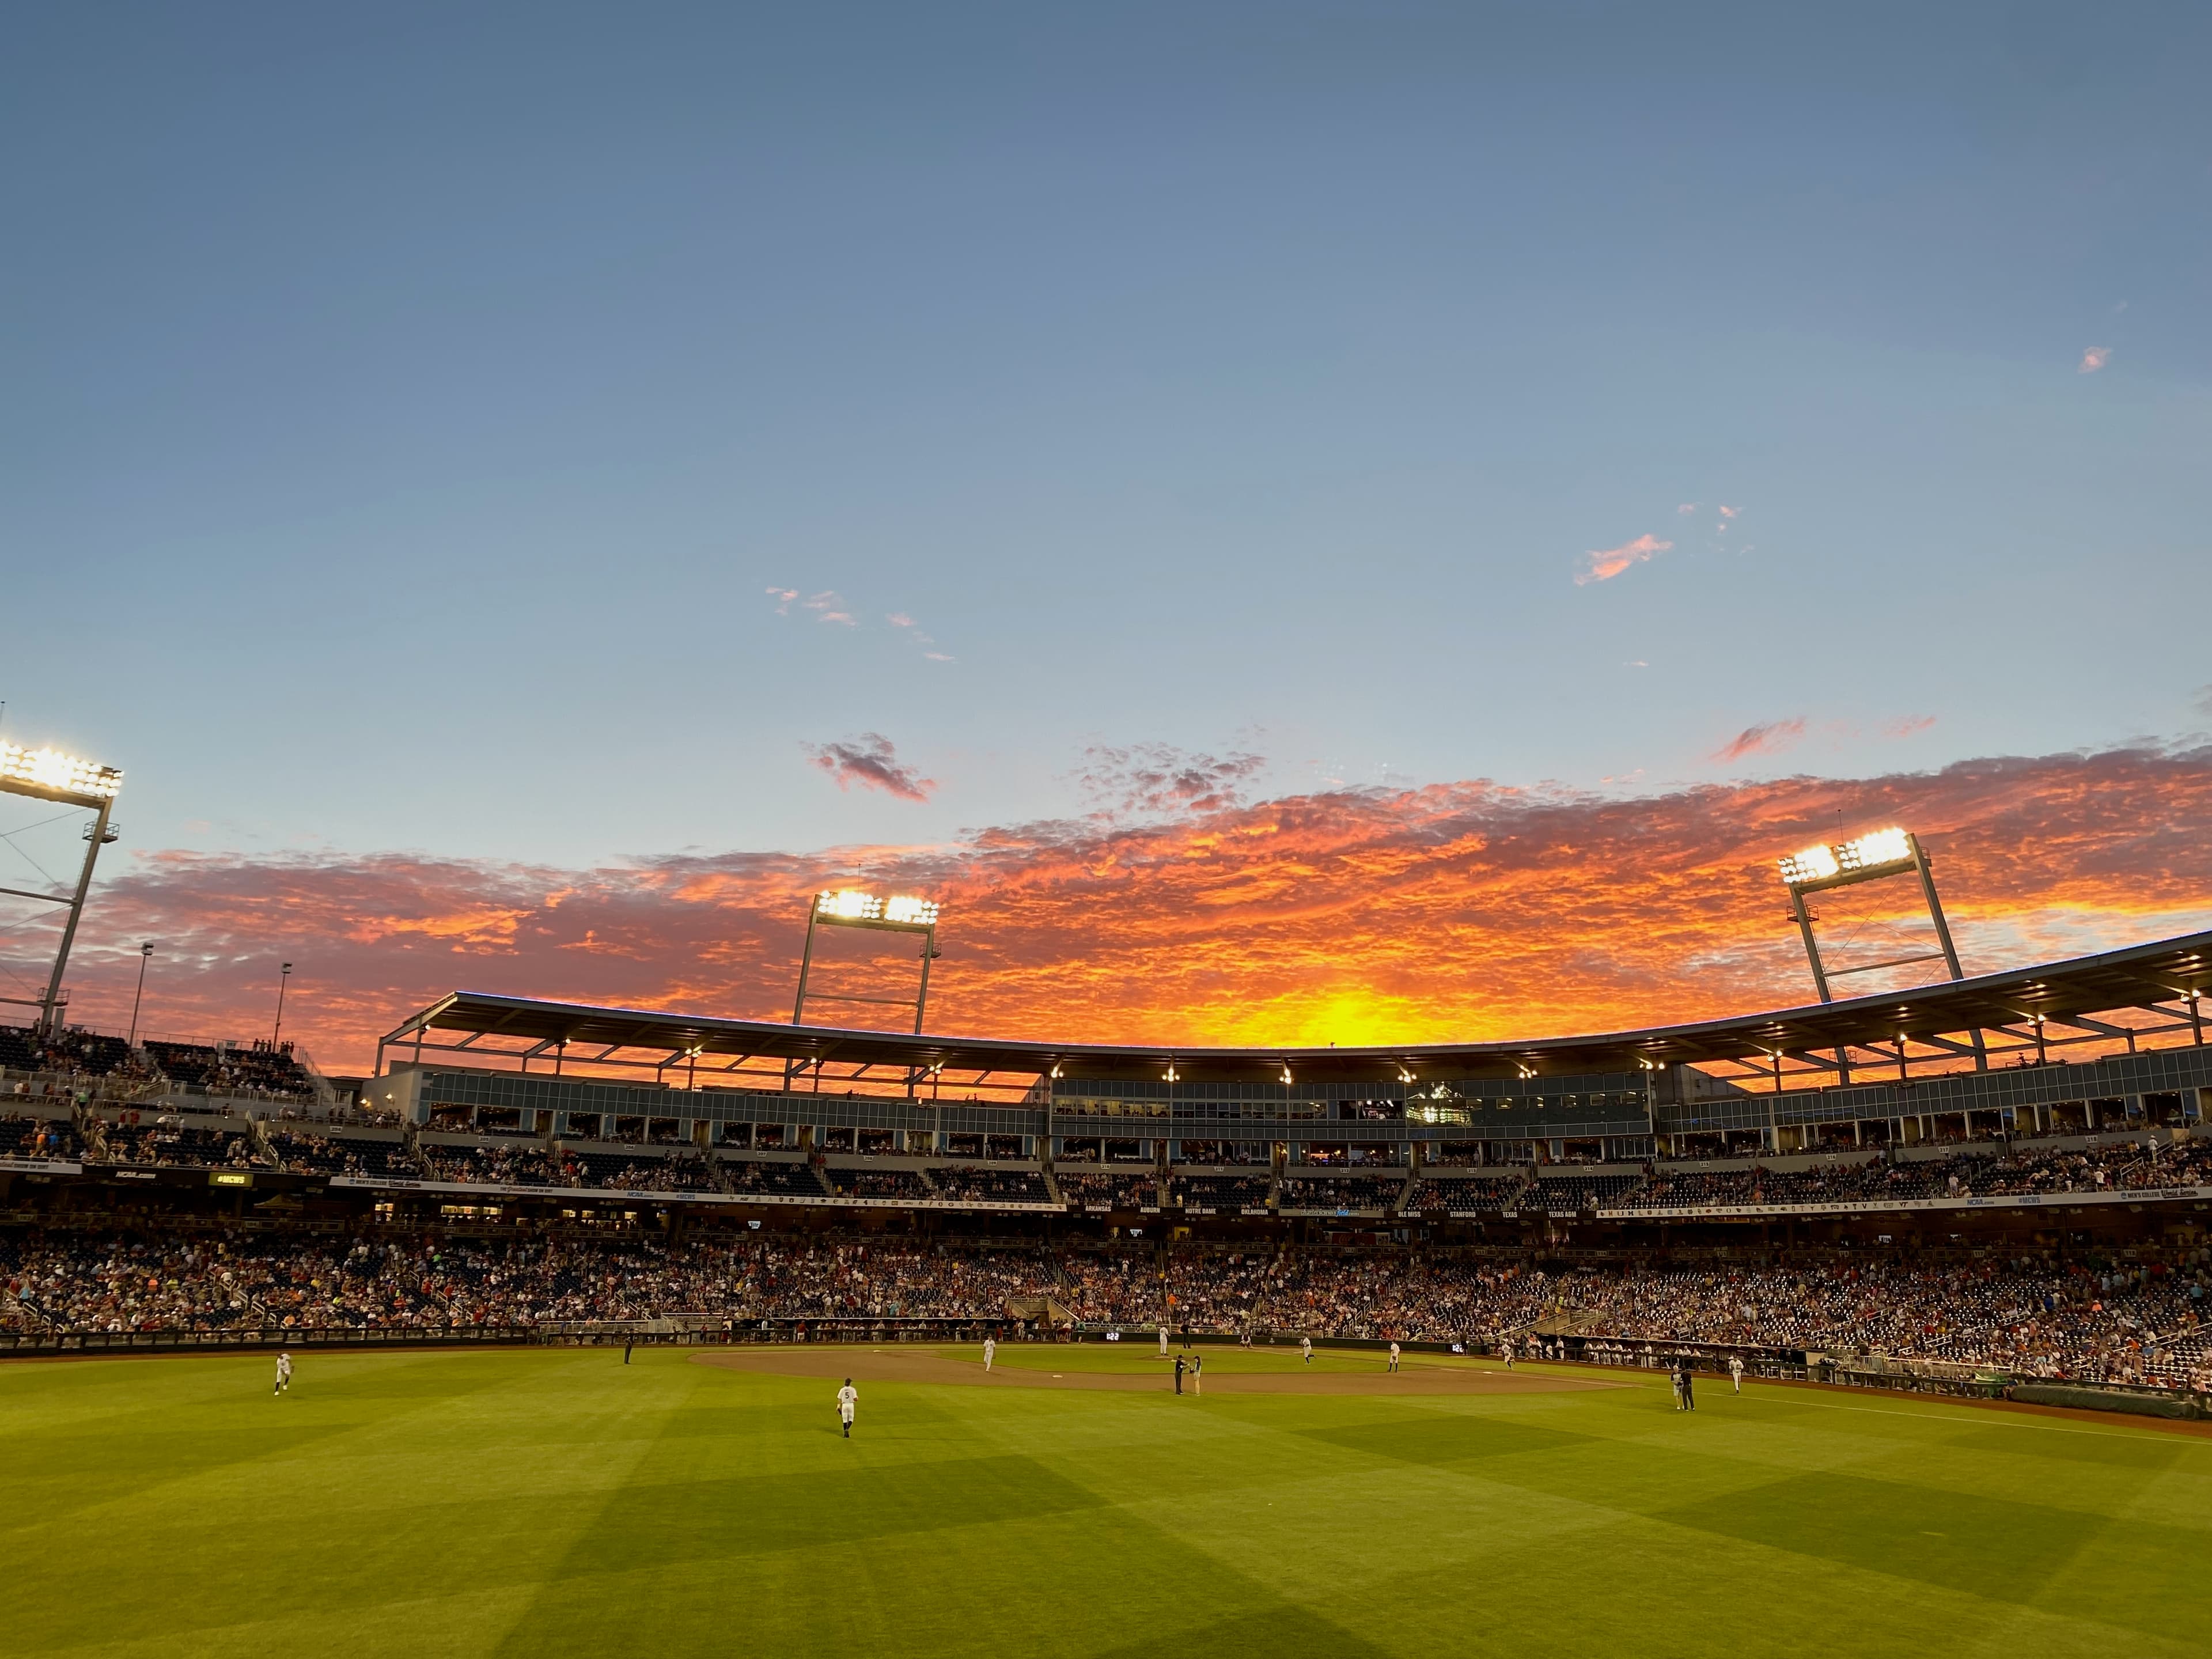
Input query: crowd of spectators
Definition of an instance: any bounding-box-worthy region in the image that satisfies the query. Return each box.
[571,1151,718,1192]
[1404,1173,1529,1214]
[263,1130,408,1178]
[719,1158,829,1199]
[142,1040,316,1100]
[1277,1175,1402,1212]
[0,1113,81,1161]
[4,1226,2206,1389]
[421,1143,567,1186]
[1055,1171,1161,1209]
[89,1122,260,1170]
[0,1025,143,1080]
[828,1168,936,1201]
[1179,1175,1273,1211]
[1528,1173,1642,1213]
[930,1165,1052,1204]
[1614,1141,2212,1211]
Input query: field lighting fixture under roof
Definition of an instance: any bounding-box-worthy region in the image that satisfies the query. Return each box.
[792,888,945,1037]
[0,737,124,1033]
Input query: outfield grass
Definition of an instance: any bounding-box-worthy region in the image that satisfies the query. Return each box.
[4,1344,2207,1658]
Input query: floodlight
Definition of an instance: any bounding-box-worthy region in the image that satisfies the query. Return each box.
[1837,827,1912,872]
[0,736,125,1034]
[817,889,882,921]
[1777,844,1840,885]
[0,741,122,806]
[1772,823,1969,1025]
[795,887,945,1035]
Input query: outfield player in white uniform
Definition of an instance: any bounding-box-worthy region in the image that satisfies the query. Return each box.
[273,1351,292,1396]
[1502,1338,1515,1369]
[1158,1325,1169,1357]
[1388,1342,1401,1373]
[1729,1355,1745,1393]
[836,1378,857,1438]
[1301,1336,1312,1364]
[983,1336,996,1373]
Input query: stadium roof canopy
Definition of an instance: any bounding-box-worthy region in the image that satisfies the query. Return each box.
[378,927,2212,1092]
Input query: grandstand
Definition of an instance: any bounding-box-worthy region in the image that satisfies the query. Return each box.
[3,1022,325,1104]
[3,926,2210,1407]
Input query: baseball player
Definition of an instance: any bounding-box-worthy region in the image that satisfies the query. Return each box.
[983,1336,996,1373]
[1388,1342,1401,1373]
[836,1378,857,1438]
[273,1351,293,1396]
[1301,1336,1313,1365]
[1729,1354,1745,1393]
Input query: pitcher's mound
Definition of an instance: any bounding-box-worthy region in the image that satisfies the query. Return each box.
[694,1349,1620,1395]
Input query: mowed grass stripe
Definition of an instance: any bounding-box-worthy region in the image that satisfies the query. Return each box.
[5,1349,2209,1659]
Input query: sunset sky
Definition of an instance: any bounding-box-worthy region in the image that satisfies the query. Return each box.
[3,5,2209,1072]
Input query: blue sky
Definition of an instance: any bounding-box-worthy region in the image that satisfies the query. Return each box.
[5,2,2208,872]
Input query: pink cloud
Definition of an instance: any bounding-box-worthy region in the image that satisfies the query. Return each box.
[1677,503,1698,515]
[766,587,798,615]
[2079,347,2111,374]
[1883,715,1937,739]
[1574,533,1673,586]
[1075,743,1269,819]
[804,733,935,802]
[1718,505,1739,519]
[1711,718,1807,764]
[802,592,855,626]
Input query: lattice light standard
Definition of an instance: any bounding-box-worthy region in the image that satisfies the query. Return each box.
[791,889,944,1034]
[1776,827,1966,1003]
[0,741,124,1035]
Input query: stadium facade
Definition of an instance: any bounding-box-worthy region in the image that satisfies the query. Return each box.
[7,928,2210,1233]
[301,927,2212,1226]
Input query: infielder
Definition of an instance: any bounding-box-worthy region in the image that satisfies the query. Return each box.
[273,1351,293,1396]
[983,1336,996,1373]
[1301,1336,1313,1365]
[1388,1342,1401,1373]
[836,1378,857,1438]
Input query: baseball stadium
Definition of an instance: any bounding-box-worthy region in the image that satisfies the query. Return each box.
[10,11,2212,1655]
[5,745,2210,1658]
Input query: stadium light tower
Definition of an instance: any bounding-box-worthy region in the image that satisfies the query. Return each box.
[0,741,123,1035]
[1776,827,1965,1003]
[791,889,944,1033]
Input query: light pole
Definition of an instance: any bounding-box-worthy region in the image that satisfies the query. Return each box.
[273,961,293,1047]
[128,942,153,1047]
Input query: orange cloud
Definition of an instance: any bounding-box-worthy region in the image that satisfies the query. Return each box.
[24,745,2212,1074]
[1711,718,1806,763]
[2079,347,2111,373]
[1883,715,1937,739]
[1575,533,1672,586]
